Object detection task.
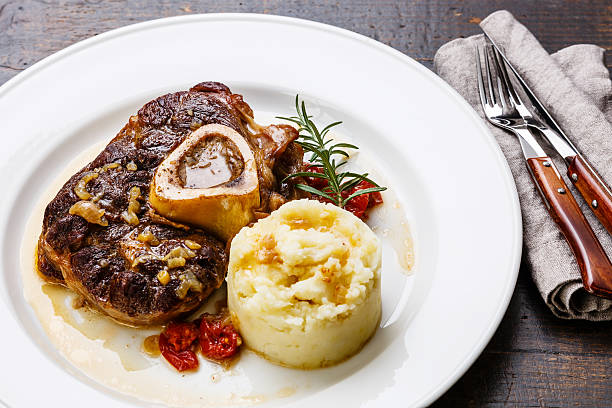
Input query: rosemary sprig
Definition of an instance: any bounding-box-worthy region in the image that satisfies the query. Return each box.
[278,96,386,208]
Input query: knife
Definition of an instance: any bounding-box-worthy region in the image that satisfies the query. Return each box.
[477,45,612,299]
[483,32,612,236]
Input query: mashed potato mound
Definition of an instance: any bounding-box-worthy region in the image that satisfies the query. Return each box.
[227,199,381,368]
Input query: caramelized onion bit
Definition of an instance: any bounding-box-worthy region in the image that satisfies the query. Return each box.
[137,228,160,246]
[157,269,171,285]
[74,172,98,200]
[164,246,196,269]
[167,257,186,269]
[131,254,163,268]
[184,240,201,250]
[69,200,108,226]
[101,162,121,172]
[126,161,138,171]
[175,271,203,299]
[256,233,281,264]
[164,246,196,260]
[121,186,142,225]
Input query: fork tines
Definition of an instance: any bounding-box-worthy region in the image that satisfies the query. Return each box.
[476,45,504,110]
[478,44,532,117]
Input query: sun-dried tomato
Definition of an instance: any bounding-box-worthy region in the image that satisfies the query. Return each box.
[344,189,370,219]
[353,180,384,210]
[369,190,383,206]
[302,165,384,219]
[360,180,383,207]
[199,314,242,360]
[164,321,199,352]
[303,164,328,189]
[158,332,199,372]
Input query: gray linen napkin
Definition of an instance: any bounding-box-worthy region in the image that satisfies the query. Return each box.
[434,10,612,320]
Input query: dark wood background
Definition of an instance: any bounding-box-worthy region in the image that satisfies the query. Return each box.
[1,1,611,406]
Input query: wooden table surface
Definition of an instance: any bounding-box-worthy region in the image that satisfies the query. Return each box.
[1,1,611,406]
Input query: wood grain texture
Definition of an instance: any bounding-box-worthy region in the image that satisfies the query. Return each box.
[527,157,612,299]
[1,0,611,406]
[568,154,612,237]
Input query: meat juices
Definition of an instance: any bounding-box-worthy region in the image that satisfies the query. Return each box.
[37,82,304,326]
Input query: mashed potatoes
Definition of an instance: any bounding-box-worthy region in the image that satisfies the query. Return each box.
[227,199,381,369]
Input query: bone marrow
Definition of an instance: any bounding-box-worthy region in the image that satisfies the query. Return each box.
[150,124,260,241]
[179,135,245,189]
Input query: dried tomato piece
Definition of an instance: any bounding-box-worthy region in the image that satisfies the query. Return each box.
[369,190,383,206]
[355,181,383,208]
[345,180,384,218]
[358,181,384,207]
[304,164,328,189]
[164,321,199,352]
[302,164,384,219]
[344,190,370,219]
[159,332,199,372]
[199,314,242,360]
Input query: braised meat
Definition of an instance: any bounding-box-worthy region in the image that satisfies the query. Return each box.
[37,82,304,326]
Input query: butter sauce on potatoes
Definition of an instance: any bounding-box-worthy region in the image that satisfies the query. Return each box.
[227,199,382,369]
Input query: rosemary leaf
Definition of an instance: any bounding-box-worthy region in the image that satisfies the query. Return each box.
[295,184,337,203]
[282,171,327,182]
[277,95,387,209]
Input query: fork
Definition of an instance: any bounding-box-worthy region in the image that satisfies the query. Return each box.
[476,45,612,299]
[485,35,612,236]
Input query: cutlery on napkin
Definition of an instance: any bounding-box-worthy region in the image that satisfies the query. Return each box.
[434,10,612,320]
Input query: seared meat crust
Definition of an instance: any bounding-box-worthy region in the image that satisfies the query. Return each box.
[37,82,303,326]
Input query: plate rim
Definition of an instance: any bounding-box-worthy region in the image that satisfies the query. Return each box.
[0,13,522,407]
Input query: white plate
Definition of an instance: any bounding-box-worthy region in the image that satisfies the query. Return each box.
[0,14,521,408]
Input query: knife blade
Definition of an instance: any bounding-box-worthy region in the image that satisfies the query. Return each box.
[483,31,612,236]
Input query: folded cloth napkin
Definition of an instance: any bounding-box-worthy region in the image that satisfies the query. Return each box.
[434,10,612,320]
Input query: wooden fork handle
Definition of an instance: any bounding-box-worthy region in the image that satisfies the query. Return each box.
[527,157,612,299]
[567,154,612,235]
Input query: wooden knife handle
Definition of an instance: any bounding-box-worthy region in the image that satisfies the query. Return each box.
[567,154,612,235]
[527,157,612,299]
